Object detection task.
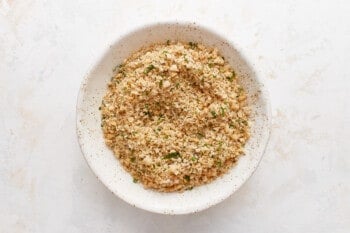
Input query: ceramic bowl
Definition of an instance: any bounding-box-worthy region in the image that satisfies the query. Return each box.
[76,22,270,214]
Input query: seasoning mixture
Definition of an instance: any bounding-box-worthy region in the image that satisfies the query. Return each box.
[100,41,250,192]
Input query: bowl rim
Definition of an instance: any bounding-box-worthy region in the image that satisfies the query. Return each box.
[76,21,271,215]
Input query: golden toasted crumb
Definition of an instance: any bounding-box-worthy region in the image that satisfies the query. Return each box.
[101,41,250,192]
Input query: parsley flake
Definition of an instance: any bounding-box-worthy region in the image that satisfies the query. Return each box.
[211,110,217,118]
[163,151,181,159]
[144,64,155,74]
[188,41,198,49]
[227,71,236,82]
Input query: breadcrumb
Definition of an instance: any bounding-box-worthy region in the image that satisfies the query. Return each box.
[101,41,250,192]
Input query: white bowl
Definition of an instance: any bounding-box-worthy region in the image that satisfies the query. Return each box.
[76,22,270,215]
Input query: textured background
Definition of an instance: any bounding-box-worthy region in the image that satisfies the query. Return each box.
[0,1,349,232]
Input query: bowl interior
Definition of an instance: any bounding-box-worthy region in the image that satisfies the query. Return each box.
[76,22,270,214]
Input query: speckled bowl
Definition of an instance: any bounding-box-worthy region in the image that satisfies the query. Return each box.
[76,22,270,215]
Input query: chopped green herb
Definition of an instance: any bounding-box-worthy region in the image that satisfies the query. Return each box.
[159,79,163,88]
[208,63,214,68]
[163,151,181,159]
[113,64,124,72]
[227,71,236,82]
[211,110,217,118]
[184,175,190,182]
[166,39,170,45]
[216,160,222,167]
[217,141,223,151]
[236,118,245,125]
[112,65,118,72]
[187,186,193,190]
[162,50,168,54]
[197,132,204,139]
[130,157,136,162]
[157,115,165,124]
[183,55,189,63]
[191,156,197,161]
[188,41,198,49]
[238,86,244,94]
[144,105,152,117]
[220,106,225,116]
[144,64,155,74]
[133,178,138,183]
[175,82,180,89]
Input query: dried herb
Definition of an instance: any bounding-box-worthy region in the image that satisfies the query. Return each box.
[144,64,155,74]
[163,151,181,159]
[211,110,217,118]
[188,41,198,49]
[220,106,225,116]
[227,71,236,82]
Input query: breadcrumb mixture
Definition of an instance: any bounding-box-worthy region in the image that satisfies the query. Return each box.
[101,41,250,192]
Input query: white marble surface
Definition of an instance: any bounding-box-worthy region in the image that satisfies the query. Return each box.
[1,1,349,232]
